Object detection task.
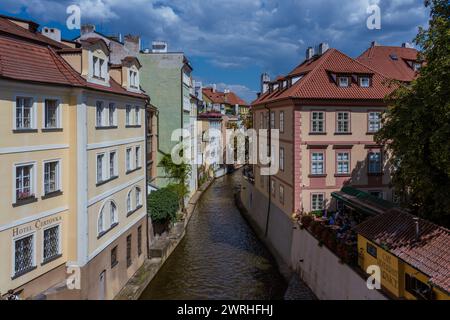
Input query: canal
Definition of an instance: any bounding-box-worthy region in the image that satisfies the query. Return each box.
[140,172,288,300]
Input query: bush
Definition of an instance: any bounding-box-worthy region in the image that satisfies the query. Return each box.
[148,187,180,223]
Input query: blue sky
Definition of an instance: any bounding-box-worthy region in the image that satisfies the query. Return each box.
[0,0,429,102]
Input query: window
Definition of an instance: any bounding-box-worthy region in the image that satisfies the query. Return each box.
[108,103,116,127]
[44,99,59,129]
[311,111,325,133]
[15,164,34,201]
[270,112,275,129]
[126,235,132,268]
[126,148,132,172]
[366,243,377,258]
[134,106,140,126]
[14,235,35,276]
[111,246,118,268]
[135,187,142,208]
[279,185,284,205]
[44,161,60,195]
[15,97,34,129]
[43,225,60,262]
[336,112,350,133]
[359,77,370,88]
[280,111,285,133]
[412,62,422,72]
[93,57,105,80]
[97,154,105,183]
[96,101,104,127]
[337,152,350,175]
[368,152,382,174]
[311,153,325,175]
[137,226,142,256]
[135,146,141,169]
[280,147,285,171]
[338,76,349,87]
[110,202,118,225]
[127,191,132,213]
[311,194,325,211]
[110,151,117,178]
[405,274,432,300]
[126,105,132,126]
[369,191,383,199]
[271,180,276,197]
[368,112,382,133]
[129,70,138,88]
[98,208,105,235]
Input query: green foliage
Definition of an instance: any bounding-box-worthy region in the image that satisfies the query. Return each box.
[375,0,450,227]
[167,183,190,207]
[159,153,192,209]
[148,188,180,223]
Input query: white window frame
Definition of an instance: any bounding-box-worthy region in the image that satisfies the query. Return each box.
[270,112,275,129]
[96,101,105,128]
[13,161,37,203]
[359,77,370,88]
[135,146,141,169]
[279,111,285,133]
[126,105,132,126]
[42,159,62,196]
[126,148,133,172]
[336,112,350,133]
[43,98,62,129]
[110,201,118,225]
[337,152,350,175]
[338,76,349,87]
[108,102,116,127]
[109,150,118,179]
[311,193,325,211]
[280,147,285,171]
[135,187,142,208]
[311,152,325,175]
[311,111,325,133]
[127,190,133,213]
[98,206,106,235]
[13,96,37,130]
[42,223,62,263]
[368,112,382,133]
[96,153,107,184]
[368,151,382,174]
[12,231,36,278]
[134,106,141,126]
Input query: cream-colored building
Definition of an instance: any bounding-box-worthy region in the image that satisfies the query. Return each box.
[0,15,149,300]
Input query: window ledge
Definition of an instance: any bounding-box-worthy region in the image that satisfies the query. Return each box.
[334,174,351,178]
[126,125,142,128]
[13,197,38,208]
[42,191,63,200]
[42,128,63,133]
[96,126,118,130]
[126,167,142,175]
[96,176,119,187]
[41,254,63,266]
[309,174,327,178]
[366,132,378,135]
[127,205,143,218]
[334,132,352,135]
[13,129,38,134]
[309,132,327,135]
[11,266,37,280]
[98,222,119,240]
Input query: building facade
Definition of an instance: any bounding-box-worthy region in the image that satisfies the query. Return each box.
[0,15,149,300]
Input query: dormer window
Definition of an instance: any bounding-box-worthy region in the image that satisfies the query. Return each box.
[338,76,349,87]
[359,77,370,88]
[129,70,139,89]
[93,56,106,80]
[412,62,422,72]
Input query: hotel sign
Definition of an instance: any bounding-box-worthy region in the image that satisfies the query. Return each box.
[12,216,62,237]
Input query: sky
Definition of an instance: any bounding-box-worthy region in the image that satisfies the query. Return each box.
[0,0,430,103]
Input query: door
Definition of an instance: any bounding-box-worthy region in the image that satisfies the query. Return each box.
[99,271,106,300]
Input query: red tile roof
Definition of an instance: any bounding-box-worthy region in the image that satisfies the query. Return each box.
[203,88,248,106]
[0,16,148,100]
[357,45,419,82]
[253,48,396,106]
[355,209,450,294]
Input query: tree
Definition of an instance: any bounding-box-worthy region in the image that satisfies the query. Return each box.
[148,187,180,223]
[159,153,191,209]
[375,0,450,227]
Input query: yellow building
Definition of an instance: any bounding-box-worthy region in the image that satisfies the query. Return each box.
[0,15,150,300]
[356,209,450,300]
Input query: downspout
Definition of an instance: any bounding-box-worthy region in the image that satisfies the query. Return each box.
[264,105,271,237]
[144,98,151,259]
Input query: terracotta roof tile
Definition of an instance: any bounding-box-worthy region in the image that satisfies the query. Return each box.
[253,49,396,105]
[357,46,419,82]
[355,210,450,294]
[203,88,248,106]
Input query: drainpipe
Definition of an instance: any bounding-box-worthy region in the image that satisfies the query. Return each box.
[264,105,271,237]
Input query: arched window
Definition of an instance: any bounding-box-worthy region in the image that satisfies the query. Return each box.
[135,187,142,208]
[110,201,118,225]
[98,207,105,235]
[127,190,132,213]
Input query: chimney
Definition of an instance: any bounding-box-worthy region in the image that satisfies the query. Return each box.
[413,217,420,241]
[81,24,95,36]
[152,41,168,53]
[318,43,329,55]
[124,34,141,56]
[371,41,379,47]
[402,42,414,49]
[212,84,217,93]
[261,73,270,94]
[306,47,314,60]
[41,27,61,42]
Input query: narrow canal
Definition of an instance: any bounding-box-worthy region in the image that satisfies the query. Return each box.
[140,172,288,300]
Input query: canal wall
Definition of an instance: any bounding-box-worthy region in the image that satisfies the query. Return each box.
[290,226,387,300]
[115,178,215,300]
